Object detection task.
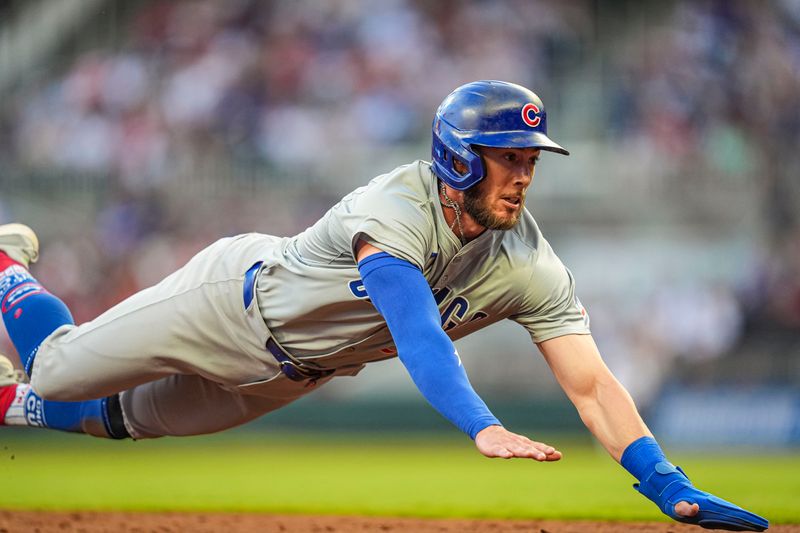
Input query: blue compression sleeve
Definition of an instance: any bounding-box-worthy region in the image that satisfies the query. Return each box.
[358,252,500,439]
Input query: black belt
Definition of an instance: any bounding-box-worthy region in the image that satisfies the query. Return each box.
[266,338,335,382]
[244,261,334,383]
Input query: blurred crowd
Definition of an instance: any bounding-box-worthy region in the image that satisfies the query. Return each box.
[1,0,798,390]
[605,0,800,329]
[6,0,590,190]
[591,0,800,394]
[608,1,800,239]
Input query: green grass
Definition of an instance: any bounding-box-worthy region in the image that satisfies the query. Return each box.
[0,431,797,523]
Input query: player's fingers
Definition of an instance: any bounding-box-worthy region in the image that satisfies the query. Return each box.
[674,501,700,517]
[521,448,561,461]
[500,442,542,460]
[488,444,559,461]
[511,434,558,456]
[511,437,556,456]
[530,441,556,455]
[517,446,547,460]
[477,432,557,461]
[543,450,562,461]
[503,439,549,460]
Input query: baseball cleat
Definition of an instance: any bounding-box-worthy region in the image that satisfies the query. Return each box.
[0,223,39,267]
[0,354,26,387]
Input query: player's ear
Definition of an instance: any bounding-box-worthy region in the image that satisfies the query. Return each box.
[453,157,468,176]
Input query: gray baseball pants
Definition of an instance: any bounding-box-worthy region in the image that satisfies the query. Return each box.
[29,234,360,439]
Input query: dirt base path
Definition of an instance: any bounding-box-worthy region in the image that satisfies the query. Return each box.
[0,510,794,533]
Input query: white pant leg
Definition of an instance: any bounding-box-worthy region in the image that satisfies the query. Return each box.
[30,234,280,401]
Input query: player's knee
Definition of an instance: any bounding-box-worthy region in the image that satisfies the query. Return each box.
[29,374,83,401]
[30,368,106,401]
[30,357,95,402]
[29,335,102,401]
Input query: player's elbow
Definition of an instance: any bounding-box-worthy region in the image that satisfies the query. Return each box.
[569,372,617,417]
[572,373,637,430]
[397,330,459,379]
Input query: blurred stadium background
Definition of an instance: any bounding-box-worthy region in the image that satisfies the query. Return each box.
[0,0,798,449]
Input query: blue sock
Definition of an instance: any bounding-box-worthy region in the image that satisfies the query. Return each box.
[0,265,74,375]
[3,384,127,438]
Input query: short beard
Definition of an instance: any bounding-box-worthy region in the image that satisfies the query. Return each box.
[462,182,523,230]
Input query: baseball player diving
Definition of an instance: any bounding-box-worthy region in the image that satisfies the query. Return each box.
[0,81,767,531]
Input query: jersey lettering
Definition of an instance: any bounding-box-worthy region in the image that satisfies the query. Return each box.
[435,288,489,332]
[442,296,469,331]
[350,282,489,334]
[432,286,450,305]
[348,279,369,299]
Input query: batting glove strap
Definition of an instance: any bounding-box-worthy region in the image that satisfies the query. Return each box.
[634,463,769,532]
[634,461,693,514]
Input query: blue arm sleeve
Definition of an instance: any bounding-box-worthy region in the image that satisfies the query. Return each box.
[358,252,501,439]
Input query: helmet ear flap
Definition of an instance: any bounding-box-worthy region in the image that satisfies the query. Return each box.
[472,145,488,181]
[431,125,485,190]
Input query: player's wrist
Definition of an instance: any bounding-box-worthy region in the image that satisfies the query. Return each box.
[621,437,694,518]
[620,436,668,481]
[472,422,503,440]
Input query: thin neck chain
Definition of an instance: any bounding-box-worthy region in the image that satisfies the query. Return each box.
[439,182,466,245]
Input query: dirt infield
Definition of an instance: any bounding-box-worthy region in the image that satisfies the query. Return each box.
[0,511,796,533]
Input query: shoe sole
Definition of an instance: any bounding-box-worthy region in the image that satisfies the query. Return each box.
[0,223,39,265]
[0,354,22,387]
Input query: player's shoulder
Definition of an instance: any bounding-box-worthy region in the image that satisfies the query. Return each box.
[365,160,434,197]
[338,160,437,232]
[347,160,437,218]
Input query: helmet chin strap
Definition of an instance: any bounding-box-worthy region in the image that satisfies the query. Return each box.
[439,182,466,245]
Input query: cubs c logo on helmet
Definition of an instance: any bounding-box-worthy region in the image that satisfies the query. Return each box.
[521,103,541,128]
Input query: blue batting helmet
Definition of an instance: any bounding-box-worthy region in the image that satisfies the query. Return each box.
[431,80,569,190]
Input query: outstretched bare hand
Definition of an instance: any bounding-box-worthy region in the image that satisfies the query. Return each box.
[474,425,562,461]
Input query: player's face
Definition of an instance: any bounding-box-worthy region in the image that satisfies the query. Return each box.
[463,146,539,230]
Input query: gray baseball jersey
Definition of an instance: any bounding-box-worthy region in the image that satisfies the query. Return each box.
[29,160,589,439]
[256,160,590,368]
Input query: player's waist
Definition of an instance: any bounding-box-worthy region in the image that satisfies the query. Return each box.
[244,261,368,382]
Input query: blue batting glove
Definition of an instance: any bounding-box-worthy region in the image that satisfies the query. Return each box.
[634,461,769,531]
